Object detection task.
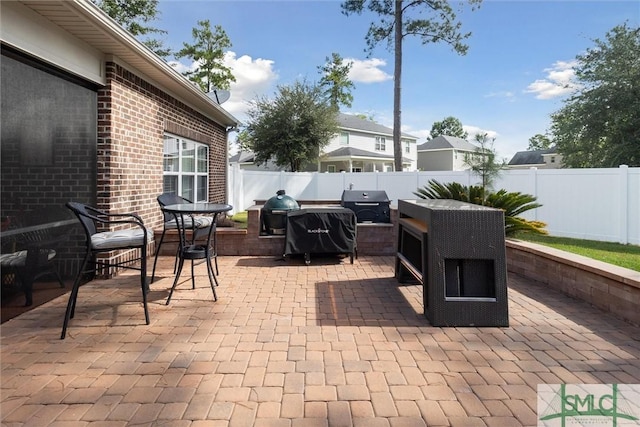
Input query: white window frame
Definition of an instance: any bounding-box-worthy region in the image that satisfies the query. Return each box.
[403,139,411,154]
[339,132,349,146]
[162,133,209,202]
[327,165,336,172]
[375,136,386,151]
[352,167,362,173]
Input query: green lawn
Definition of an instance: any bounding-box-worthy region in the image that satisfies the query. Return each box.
[229,211,248,229]
[511,232,640,272]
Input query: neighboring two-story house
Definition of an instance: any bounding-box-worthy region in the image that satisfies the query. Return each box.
[318,113,418,172]
[230,113,419,172]
[416,135,480,171]
[508,147,563,169]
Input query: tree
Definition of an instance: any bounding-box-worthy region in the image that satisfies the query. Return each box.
[527,134,553,151]
[176,20,235,92]
[464,133,506,201]
[93,0,171,58]
[355,113,377,122]
[235,129,252,152]
[318,53,355,109]
[244,80,339,172]
[430,116,468,139]
[551,23,640,167]
[342,0,482,171]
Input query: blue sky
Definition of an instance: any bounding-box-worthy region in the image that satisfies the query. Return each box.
[157,0,639,161]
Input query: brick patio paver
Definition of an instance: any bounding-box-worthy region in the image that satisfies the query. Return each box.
[2,255,640,426]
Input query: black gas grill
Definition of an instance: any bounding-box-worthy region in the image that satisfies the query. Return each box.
[341,190,391,223]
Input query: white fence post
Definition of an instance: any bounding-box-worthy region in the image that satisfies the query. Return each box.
[529,167,538,221]
[231,164,243,213]
[619,165,629,244]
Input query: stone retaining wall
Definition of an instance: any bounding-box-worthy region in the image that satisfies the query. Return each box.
[506,240,640,326]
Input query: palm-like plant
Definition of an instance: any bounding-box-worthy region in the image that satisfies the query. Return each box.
[414,179,547,236]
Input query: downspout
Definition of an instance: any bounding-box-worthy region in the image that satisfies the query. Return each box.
[225,125,237,205]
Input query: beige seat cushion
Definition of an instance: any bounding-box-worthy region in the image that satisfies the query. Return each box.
[165,216,213,230]
[0,249,56,267]
[91,228,153,250]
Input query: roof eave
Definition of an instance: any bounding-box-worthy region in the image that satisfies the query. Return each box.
[20,0,238,128]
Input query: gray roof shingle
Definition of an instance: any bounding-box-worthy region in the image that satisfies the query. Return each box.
[339,113,417,140]
[416,135,479,152]
[508,147,557,165]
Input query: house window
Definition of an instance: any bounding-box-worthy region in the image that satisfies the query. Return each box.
[403,139,411,154]
[339,132,349,146]
[327,165,336,172]
[352,167,362,173]
[163,134,209,202]
[375,136,386,151]
[550,157,556,163]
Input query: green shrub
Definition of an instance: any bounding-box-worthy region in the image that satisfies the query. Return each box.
[414,179,547,236]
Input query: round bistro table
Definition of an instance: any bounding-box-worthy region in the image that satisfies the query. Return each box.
[161,203,232,305]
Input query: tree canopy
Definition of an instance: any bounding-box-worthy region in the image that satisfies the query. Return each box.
[318,53,355,109]
[243,80,339,172]
[527,134,553,151]
[342,0,482,171]
[430,116,468,139]
[176,20,235,92]
[551,23,640,167]
[93,0,171,58]
[464,133,506,200]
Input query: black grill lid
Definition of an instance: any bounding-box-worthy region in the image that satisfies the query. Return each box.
[341,190,390,203]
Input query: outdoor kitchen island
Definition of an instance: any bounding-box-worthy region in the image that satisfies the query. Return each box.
[396,199,509,327]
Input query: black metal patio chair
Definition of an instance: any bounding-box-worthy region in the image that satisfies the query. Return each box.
[61,202,153,339]
[151,193,214,283]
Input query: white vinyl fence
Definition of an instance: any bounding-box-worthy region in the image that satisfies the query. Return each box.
[228,165,639,245]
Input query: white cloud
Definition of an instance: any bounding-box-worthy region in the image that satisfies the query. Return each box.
[169,51,279,120]
[463,125,499,141]
[345,58,393,83]
[525,60,580,100]
[406,128,432,141]
[224,52,278,119]
[485,91,516,101]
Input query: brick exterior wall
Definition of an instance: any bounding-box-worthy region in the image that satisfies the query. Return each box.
[94,63,229,276]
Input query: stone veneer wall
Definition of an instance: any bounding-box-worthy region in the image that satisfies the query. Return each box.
[159,205,398,258]
[506,240,640,326]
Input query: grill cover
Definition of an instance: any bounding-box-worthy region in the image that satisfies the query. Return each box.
[341,190,391,223]
[284,208,356,264]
